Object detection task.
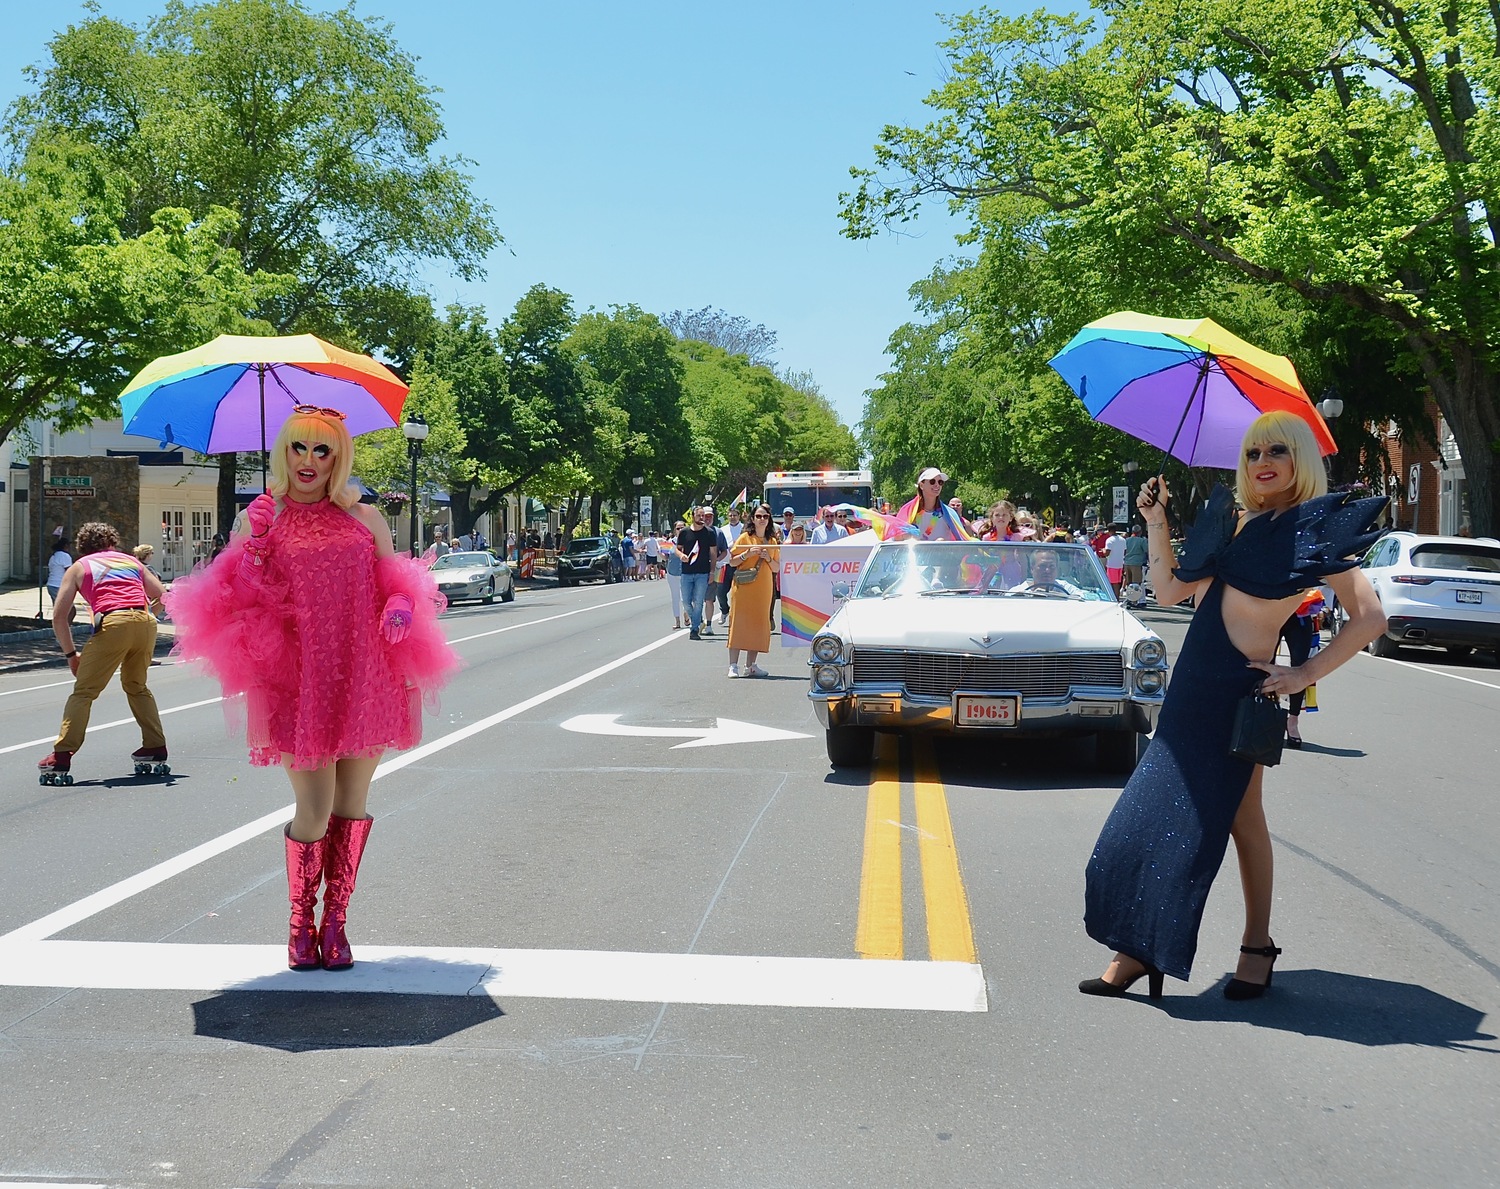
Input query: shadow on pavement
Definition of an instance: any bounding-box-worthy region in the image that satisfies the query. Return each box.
[1153,970,1497,1050]
[193,990,504,1051]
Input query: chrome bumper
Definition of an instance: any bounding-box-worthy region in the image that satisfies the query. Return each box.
[809,685,1162,735]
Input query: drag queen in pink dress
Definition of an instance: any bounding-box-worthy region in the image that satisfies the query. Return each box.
[168,406,457,971]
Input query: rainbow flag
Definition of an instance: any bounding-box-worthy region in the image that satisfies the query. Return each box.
[829,503,903,538]
[780,594,829,643]
[731,486,748,508]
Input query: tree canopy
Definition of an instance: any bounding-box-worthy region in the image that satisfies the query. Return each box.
[843,0,1500,533]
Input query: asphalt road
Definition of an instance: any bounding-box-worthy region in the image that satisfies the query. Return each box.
[0,580,1496,1188]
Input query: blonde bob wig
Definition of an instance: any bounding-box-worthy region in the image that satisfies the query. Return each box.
[1235,410,1328,511]
[267,410,359,509]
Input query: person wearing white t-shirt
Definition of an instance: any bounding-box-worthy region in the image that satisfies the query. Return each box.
[1103,527,1128,597]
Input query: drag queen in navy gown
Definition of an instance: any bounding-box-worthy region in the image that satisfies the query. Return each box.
[1081,411,1388,1000]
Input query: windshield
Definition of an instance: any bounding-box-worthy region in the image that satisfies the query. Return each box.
[764,484,873,519]
[1411,543,1500,572]
[567,538,606,554]
[851,541,1114,601]
[431,552,492,570]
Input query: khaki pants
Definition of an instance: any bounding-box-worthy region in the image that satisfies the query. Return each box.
[55,610,165,755]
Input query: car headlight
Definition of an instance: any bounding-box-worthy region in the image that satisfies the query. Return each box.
[811,634,844,663]
[813,664,844,691]
[1133,638,1167,667]
[1136,669,1165,695]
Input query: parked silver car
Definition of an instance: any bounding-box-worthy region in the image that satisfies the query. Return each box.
[807,540,1169,771]
[428,551,515,606]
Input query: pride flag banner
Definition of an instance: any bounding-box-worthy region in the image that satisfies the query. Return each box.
[778,539,876,647]
[731,486,748,508]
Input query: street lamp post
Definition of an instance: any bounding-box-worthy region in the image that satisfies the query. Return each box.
[632,475,643,532]
[1318,390,1344,481]
[403,413,428,558]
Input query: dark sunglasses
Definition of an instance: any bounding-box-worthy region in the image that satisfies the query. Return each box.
[292,404,348,421]
[753,512,771,519]
[1245,444,1290,462]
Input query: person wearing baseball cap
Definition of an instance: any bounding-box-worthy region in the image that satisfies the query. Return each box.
[886,466,974,541]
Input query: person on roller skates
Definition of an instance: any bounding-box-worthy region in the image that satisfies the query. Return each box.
[167,407,458,971]
[40,522,168,786]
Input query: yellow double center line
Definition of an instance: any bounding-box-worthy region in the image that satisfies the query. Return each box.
[855,735,976,962]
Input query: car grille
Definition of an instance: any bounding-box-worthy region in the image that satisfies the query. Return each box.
[852,648,1124,699]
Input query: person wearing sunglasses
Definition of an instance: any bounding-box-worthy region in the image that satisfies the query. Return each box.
[810,506,849,544]
[167,406,458,973]
[885,466,975,541]
[724,507,781,677]
[1081,411,1388,1003]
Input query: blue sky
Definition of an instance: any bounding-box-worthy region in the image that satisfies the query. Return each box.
[0,1,1033,431]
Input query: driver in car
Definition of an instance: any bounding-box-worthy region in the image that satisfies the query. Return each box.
[1007,548,1086,596]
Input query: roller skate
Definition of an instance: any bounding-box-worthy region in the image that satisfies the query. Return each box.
[132,747,171,777]
[38,751,73,786]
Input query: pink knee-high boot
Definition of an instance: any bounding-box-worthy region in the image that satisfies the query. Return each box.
[284,826,325,971]
[318,814,373,970]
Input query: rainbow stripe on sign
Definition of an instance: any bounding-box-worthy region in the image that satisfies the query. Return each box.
[781,594,827,643]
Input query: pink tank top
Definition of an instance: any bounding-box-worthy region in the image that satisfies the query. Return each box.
[78,551,149,616]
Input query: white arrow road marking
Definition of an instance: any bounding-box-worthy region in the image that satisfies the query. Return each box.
[0,941,988,1013]
[560,713,809,749]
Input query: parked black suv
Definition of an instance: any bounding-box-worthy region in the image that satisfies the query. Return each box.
[557,535,625,586]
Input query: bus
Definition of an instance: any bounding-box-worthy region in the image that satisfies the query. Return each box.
[763,470,875,520]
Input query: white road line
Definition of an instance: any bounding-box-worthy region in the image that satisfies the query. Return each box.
[1359,651,1500,690]
[0,696,226,756]
[1,630,685,944]
[0,940,988,1012]
[446,594,643,644]
[0,596,639,719]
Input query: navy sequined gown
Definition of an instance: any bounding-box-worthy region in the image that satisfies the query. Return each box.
[1084,486,1386,980]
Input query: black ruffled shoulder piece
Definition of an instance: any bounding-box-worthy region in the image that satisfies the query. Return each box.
[1289,492,1390,583]
[1172,483,1237,583]
[1213,490,1390,600]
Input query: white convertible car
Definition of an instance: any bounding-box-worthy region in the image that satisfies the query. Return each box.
[807,540,1170,771]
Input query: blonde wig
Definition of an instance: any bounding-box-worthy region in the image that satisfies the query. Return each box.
[267,410,359,509]
[1236,410,1328,511]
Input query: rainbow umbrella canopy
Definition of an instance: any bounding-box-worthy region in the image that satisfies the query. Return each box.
[1048,312,1336,470]
[119,333,408,456]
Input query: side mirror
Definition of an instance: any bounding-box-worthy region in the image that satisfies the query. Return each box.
[831,582,850,601]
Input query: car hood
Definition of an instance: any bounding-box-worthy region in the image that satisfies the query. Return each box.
[826,596,1151,652]
[432,565,490,581]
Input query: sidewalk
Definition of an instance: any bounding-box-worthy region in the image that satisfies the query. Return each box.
[0,583,176,673]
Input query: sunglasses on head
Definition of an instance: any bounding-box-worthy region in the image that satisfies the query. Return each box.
[292,404,347,421]
[1245,443,1290,462]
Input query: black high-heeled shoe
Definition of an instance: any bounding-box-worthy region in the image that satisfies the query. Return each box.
[1284,733,1303,749]
[1223,941,1283,1000]
[1079,960,1164,999]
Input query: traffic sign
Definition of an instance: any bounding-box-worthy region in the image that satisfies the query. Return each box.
[46,475,93,488]
[1408,464,1421,504]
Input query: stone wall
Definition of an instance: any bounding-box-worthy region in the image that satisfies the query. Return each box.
[29,456,141,566]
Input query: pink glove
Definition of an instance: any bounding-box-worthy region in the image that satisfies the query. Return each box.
[381,593,413,644]
[245,493,276,539]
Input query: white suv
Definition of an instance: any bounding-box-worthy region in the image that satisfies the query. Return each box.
[1358,532,1500,658]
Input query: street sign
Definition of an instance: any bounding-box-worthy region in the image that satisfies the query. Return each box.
[1408,464,1421,504]
[45,487,95,498]
[46,475,92,488]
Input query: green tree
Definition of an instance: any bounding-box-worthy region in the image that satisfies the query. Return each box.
[10,0,499,529]
[844,1,1500,533]
[0,136,280,447]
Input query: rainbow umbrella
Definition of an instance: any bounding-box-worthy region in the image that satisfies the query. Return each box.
[119,333,408,457]
[1048,312,1336,469]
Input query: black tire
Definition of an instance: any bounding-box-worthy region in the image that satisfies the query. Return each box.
[1446,644,1473,658]
[482,580,495,605]
[500,581,516,603]
[1368,632,1401,658]
[558,577,572,588]
[1096,729,1147,774]
[826,725,875,768]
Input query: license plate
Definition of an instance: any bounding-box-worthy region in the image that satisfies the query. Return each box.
[1456,589,1482,604]
[954,695,1019,728]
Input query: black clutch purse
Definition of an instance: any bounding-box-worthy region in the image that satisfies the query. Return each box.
[1230,693,1287,767]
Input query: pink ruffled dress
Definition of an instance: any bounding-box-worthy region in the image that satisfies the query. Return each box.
[167,498,459,769]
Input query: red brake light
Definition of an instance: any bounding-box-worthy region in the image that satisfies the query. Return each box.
[1391,575,1434,584]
